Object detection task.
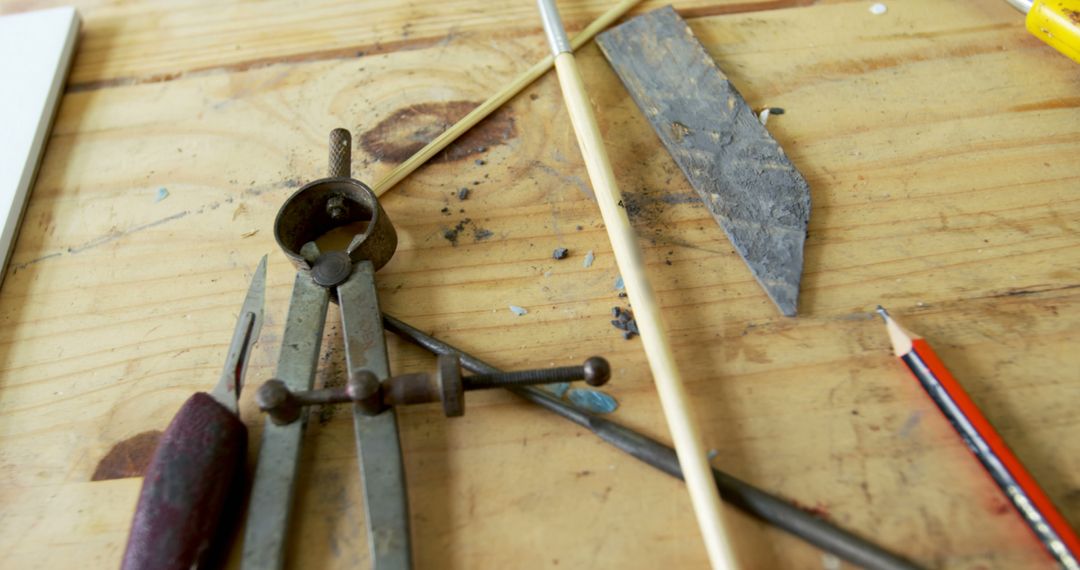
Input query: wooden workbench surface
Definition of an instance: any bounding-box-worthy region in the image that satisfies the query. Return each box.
[1,0,1077,568]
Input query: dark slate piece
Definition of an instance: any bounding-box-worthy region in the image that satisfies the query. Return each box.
[597,6,811,316]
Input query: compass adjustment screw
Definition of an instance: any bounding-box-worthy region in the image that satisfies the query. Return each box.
[257,355,613,424]
[462,356,610,390]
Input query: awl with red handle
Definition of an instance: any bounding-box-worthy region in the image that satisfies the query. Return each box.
[121,256,266,570]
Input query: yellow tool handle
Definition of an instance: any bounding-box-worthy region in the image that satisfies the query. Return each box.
[1025,0,1080,63]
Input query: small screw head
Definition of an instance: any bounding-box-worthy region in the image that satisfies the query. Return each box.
[257,379,300,424]
[311,251,352,287]
[347,370,379,400]
[326,195,347,220]
[582,357,610,387]
[348,370,383,415]
[256,379,288,410]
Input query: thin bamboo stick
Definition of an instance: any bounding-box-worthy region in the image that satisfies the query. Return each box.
[537,1,739,568]
[370,0,642,196]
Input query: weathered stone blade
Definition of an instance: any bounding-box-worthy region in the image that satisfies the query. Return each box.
[597,6,811,316]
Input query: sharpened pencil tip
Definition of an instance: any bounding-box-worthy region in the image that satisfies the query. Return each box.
[877,306,915,356]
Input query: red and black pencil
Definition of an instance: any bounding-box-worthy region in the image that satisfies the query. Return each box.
[877,306,1079,570]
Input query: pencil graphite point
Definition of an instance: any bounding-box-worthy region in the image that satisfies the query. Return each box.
[877,305,914,357]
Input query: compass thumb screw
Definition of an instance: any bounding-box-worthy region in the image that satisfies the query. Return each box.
[328,128,351,179]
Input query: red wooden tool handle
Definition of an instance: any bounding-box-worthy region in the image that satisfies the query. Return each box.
[121,392,247,570]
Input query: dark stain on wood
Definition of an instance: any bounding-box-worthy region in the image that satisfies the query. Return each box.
[359,100,516,163]
[1009,96,1080,113]
[791,499,831,519]
[598,6,810,317]
[315,320,346,425]
[804,40,1011,78]
[621,189,701,227]
[92,430,162,481]
[677,0,817,20]
[67,31,457,93]
[1063,488,1080,514]
[987,495,1012,516]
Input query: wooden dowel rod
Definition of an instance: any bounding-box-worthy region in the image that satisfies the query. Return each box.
[370,0,642,197]
[540,3,739,568]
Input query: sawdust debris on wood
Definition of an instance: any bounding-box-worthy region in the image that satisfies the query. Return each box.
[610,306,638,339]
[442,218,472,246]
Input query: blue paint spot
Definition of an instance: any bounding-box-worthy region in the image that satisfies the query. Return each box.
[614,275,624,290]
[154,187,169,202]
[583,250,595,268]
[568,388,618,414]
[543,382,570,398]
[898,410,924,438]
[509,305,528,316]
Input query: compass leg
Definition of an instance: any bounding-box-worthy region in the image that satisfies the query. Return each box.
[242,272,330,570]
[338,261,412,570]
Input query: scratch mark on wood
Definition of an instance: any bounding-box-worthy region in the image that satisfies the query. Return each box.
[8,178,303,272]
[68,210,190,254]
[9,252,62,271]
[530,161,594,199]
